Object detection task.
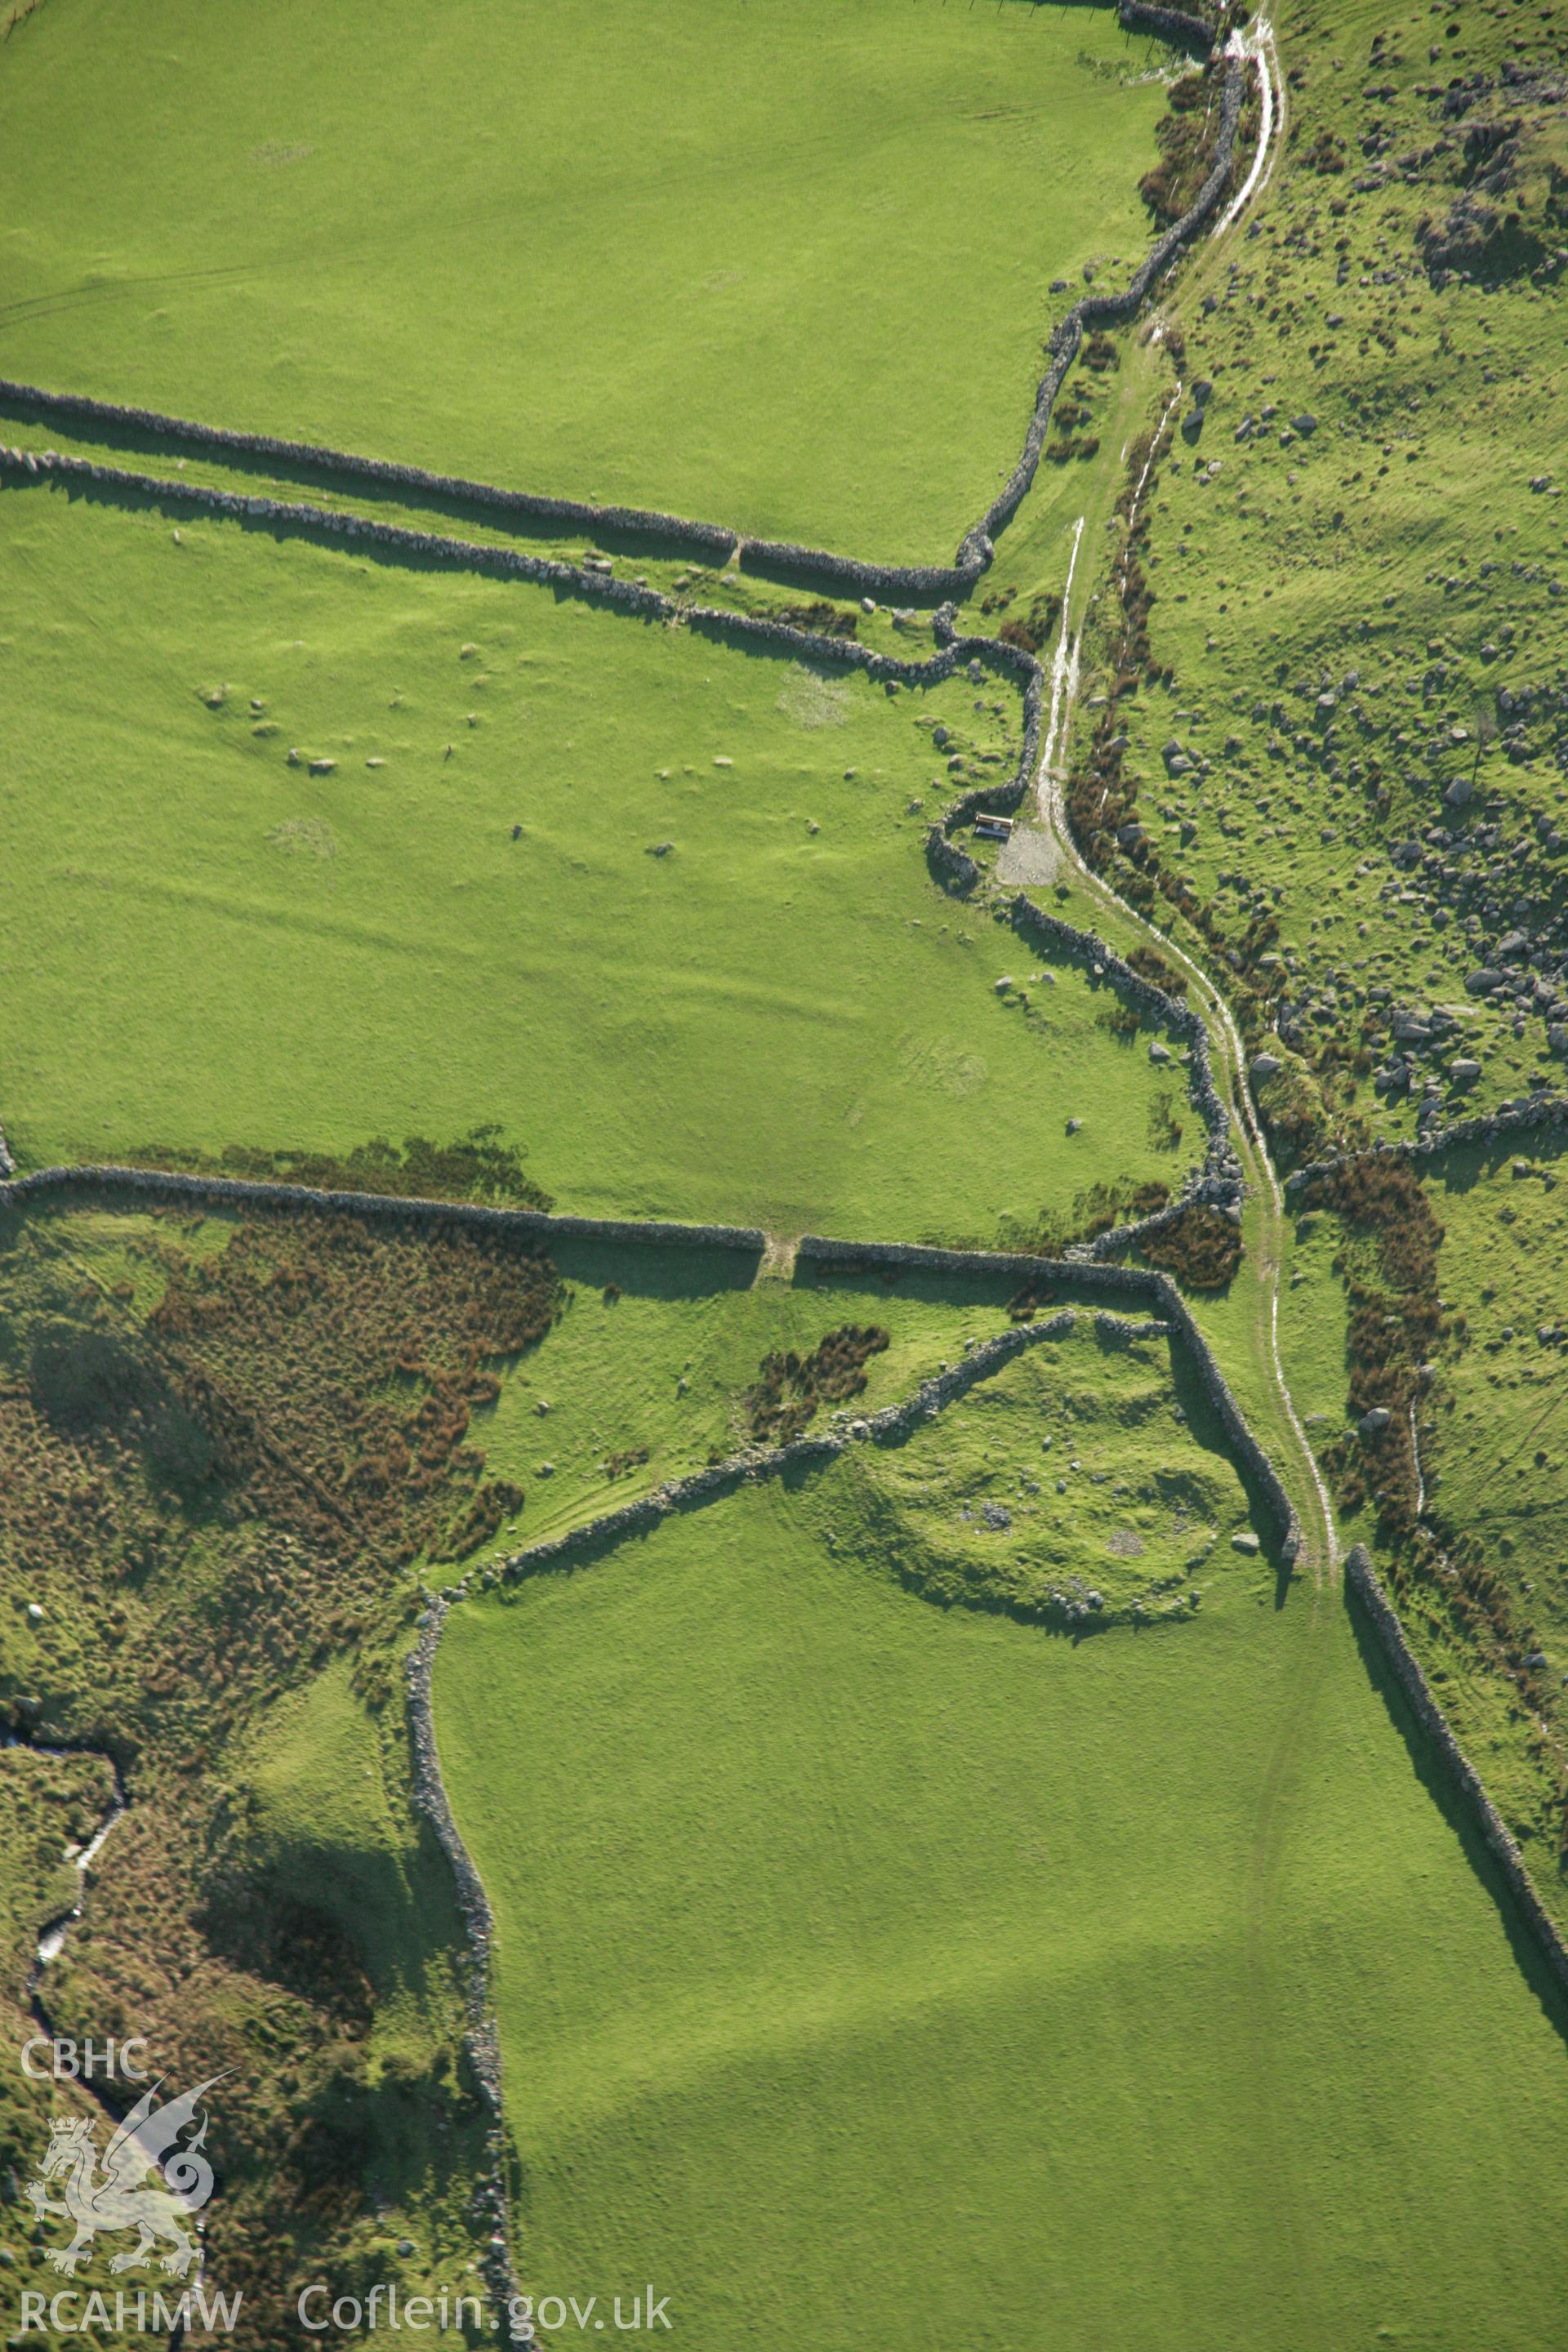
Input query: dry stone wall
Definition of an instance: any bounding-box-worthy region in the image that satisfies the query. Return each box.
[955,55,1243,573]
[404,1603,519,2321]
[922,786,1243,1223]
[1344,1544,1568,2001]
[798,1233,1301,1560]
[0,27,1241,606]
[1285,1089,1568,1197]
[1,1169,1295,1555]
[0,443,1045,815]
[0,1161,768,1254]
[1120,1,1218,49]
[0,376,739,564]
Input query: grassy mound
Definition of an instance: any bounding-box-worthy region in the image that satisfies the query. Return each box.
[436,1451,1568,2352]
[0,0,1172,563]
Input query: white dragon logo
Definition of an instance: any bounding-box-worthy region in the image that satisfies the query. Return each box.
[25,2075,225,2278]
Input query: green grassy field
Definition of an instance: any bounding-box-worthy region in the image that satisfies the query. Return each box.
[436,1443,1568,2352]
[0,480,1190,1236]
[11,2,1568,2344]
[465,1242,1029,1551]
[0,0,1174,564]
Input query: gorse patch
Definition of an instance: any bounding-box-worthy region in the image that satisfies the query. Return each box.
[744,1325,890,1445]
[996,1179,1170,1259]
[0,1200,558,2341]
[1135,1202,1243,1292]
[124,1128,552,1212]
[147,1209,564,1567]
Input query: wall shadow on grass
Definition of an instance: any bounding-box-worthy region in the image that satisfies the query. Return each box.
[547,1234,761,1302]
[15,470,682,621]
[0,385,726,571]
[1345,1587,1568,2053]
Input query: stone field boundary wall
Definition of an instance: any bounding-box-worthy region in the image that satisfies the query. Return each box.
[924,791,1245,1223]
[1344,1544,1568,2002]
[1285,1089,1568,1196]
[796,1232,1301,1561]
[405,1601,518,2324]
[0,1161,1297,1561]
[0,11,1240,604]
[0,1160,770,1254]
[0,452,1223,1210]
[0,10,1260,2310]
[0,438,1046,858]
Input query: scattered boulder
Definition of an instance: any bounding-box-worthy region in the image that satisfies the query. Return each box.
[1232,1530,1261,1555]
[1250,1053,1283,1083]
[1450,1058,1483,1084]
[1359,1406,1393,1437]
